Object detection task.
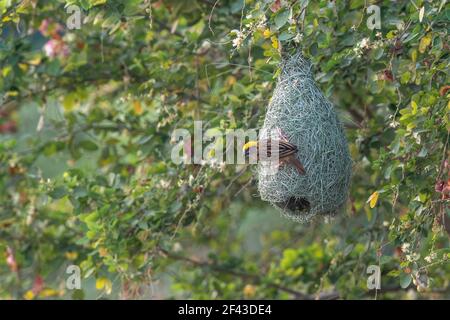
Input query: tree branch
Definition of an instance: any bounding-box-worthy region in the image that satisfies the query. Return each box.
[158,247,339,300]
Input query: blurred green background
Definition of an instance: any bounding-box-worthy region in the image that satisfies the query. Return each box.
[0,0,449,299]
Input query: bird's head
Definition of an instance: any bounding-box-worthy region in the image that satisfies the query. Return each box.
[242,140,258,158]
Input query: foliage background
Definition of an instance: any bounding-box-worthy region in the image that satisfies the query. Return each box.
[0,0,449,299]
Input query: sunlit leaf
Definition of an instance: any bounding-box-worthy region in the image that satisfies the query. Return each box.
[367,191,379,209]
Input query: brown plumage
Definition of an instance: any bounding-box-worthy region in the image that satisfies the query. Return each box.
[243,138,306,175]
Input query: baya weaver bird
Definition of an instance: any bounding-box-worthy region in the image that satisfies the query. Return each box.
[242,130,306,175]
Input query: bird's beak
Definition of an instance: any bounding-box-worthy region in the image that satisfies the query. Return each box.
[243,141,258,159]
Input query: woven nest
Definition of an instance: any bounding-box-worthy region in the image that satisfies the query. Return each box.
[257,53,352,222]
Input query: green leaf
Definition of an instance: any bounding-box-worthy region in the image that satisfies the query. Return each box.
[49,187,67,199]
[380,256,393,265]
[386,30,397,39]
[230,0,244,14]
[278,31,294,41]
[73,186,88,198]
[79,140,98,151]
[372,47,384,60]
[232,82,247,96]
[343,244,354,257]
[42,141,66,156]
[79,0,91,10]
[418,147,427,157]
[387,269,400,277]
[274,9,290,29]
[400,273,412,289]
[148,162,167,174]
[71,289,85,300]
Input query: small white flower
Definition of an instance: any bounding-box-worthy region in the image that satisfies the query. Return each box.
[424,252,437,263]
[406,252,420,262]
[360,37,370,49]
[396,22,405,31]
[188,175,195,186]
[389,120,400,128]
[232,37,242,48]
[230,29,245,48]
[196,40,211,54]
[401,243,411,253]
[372,39,384,49]
[353,47,363,58]
[293,33,303,44]
[415,135,421,145]
[353,38,371,58]
[209,158,218,167]
[173,242,182,252]
[159,179,171,189]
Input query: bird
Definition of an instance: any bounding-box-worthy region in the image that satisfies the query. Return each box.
[242,132,306,175]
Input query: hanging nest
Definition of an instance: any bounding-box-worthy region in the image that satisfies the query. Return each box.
[257,53,352,222]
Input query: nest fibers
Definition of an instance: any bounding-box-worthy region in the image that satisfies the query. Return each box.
[257,53,352,222]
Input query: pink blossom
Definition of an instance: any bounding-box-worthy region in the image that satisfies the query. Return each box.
[39,19,63,38]
[44,39,69,58]
[32,275,44,295]
[39,19,50,36]
[6,246,18,272]
[435,180,445,193]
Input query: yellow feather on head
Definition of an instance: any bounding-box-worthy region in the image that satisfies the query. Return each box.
[242,140,258,152]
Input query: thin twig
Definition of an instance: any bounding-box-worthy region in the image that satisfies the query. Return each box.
[208,0,220,35]
[158,247,339,300]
